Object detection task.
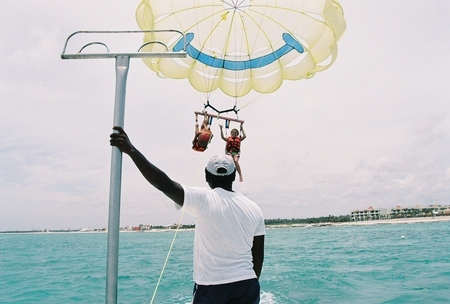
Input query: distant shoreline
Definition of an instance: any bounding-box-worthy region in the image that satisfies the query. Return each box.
[2,216,450,233]
[266,215,450,229]
[332,215,450,226]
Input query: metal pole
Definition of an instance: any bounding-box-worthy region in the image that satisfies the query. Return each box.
[106,55,130,304]
[60,30,186,304]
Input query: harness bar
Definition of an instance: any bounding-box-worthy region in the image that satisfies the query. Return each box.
[195,111,244,124]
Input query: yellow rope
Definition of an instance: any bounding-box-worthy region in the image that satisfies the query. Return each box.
[149,210,186,304]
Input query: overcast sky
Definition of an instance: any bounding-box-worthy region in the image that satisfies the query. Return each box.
[1,1,449,231]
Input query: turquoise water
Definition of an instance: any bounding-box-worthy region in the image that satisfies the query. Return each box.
[1,222,449,303]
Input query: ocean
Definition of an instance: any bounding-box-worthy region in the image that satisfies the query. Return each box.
[1,221,449,304]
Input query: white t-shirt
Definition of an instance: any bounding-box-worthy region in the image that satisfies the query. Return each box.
[179,185,265,285]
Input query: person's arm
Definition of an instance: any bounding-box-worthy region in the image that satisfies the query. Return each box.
[240,124,247,141]
[194,123,199,135]
[219,125,227,141]
[110,126,184,206]
[251,235,265,279]
[193,123,199,144]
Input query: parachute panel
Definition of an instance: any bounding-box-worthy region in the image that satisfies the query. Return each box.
[280,52,315,80]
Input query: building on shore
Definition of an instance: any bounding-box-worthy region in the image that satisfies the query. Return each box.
[351,204,450,222]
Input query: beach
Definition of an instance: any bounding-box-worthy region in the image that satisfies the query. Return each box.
[333,215,450,226]
[266,215,450,229]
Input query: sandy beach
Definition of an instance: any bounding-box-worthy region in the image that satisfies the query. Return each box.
[331,216,450,227]
[265,216,450,229]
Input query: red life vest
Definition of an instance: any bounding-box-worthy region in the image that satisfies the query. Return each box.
[192,132,211,152]
[226,136,241,153]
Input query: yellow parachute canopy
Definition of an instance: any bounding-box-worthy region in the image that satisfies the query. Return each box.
[136,0,346,102]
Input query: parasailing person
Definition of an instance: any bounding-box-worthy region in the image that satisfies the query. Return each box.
[219,123,246,182]
[192,111,214,152]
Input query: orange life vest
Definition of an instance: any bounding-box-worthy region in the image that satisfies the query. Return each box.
[192,132,212,152]
[226,136,241,153]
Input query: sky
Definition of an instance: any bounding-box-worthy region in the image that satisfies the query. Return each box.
[1,0,449,231]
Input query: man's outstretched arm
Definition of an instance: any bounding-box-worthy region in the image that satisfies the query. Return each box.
[110,126,184,206]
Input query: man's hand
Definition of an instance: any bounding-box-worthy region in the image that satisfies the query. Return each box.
[110,126,134,154]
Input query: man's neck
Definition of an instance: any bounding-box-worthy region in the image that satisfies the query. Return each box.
[211,185,233,192]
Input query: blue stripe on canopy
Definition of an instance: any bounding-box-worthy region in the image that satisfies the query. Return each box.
[173,32,304,71]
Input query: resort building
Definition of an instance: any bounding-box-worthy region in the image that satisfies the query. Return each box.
[350,204,450,222]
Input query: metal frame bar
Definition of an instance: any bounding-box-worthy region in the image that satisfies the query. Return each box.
[105,55,129,304]
[195,111,244,124]
[60,30,186,304]
[61,30,187,59]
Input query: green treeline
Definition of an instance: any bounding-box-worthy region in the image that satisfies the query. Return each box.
[265,215,351,225]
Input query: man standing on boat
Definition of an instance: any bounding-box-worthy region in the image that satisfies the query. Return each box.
[110,126,265,304]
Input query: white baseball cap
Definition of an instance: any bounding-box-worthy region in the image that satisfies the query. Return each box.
[206,154,236,176]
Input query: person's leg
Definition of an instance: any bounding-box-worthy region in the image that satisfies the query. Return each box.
[192,279,260,304]
[229,278,260,304]
[192,283,230,304]
[233,155,243,182]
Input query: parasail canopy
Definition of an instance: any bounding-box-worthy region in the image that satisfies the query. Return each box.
[136,0,346,109]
